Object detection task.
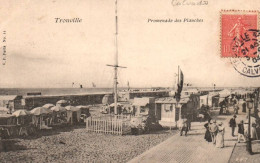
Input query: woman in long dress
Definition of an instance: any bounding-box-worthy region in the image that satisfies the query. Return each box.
[216,122,225,148]
[204,119,212,143]
[245,116,258,140]
[242,102,246,113]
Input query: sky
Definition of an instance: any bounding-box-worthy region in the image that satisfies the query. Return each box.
[0,0,260,88]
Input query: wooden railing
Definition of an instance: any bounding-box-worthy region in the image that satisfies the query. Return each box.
[85,116,132,135]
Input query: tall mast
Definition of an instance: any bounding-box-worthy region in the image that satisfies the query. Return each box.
[114,0,118,114]
[107,0,126,115]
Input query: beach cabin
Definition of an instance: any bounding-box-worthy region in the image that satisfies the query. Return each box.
[132,97,155,116]
[155,94,200,128]
[208,92,220,107]
[199,92,220,108]
[182,89,199,97]
[200,95,208,107]
[0,95,23,112]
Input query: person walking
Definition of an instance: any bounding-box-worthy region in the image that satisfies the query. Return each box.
[187,114,191,131]
[219,104,224,115]
[179,116,188,136]
[204,118,212,143]
[216,122,225,148]
[242,101,246,113]
[245,116,259,140]
[237,120,246,143]
[209,119,218,144]
[229,115,237,137]
[234,104,239,114]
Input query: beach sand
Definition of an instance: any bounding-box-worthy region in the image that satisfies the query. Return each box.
[0,126,174,163]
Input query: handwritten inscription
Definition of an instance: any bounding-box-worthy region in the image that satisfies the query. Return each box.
[2,31,6,65]
[171,0,208,6]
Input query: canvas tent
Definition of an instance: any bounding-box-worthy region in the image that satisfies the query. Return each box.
[65,106,81,125]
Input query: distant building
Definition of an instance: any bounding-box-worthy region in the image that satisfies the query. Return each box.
[182,89,199,97]
[0,95,23,112]
[155,94,200,128]
[118,90,169,102]
[22,93,110,110]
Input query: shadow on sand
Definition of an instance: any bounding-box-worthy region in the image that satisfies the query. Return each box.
[225,138,237,141]
[22,125,86,140]
[187,132,204,136]
[223,145,234,148]
[0,125,86,152]
[252,152,260,155]
[0,139,28,152]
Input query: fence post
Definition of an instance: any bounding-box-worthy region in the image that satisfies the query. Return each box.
[107,119,109,134]
[94,119,96,133]
[115,119,117,135]
[96,119,98,133]
[113,119,115,135]
[98,119,99,133]
[112,119,114,134]
[105,119,106,134]
[121,120,123,135]
[102,119,106,133]
[117,119,119,135]
[86,118,89,132]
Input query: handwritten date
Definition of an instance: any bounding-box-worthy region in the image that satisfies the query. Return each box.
[172,0,208,6]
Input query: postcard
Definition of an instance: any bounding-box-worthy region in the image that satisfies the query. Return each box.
[0,0,260,162]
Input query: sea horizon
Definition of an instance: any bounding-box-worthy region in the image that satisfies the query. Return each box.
[0,86,255,96]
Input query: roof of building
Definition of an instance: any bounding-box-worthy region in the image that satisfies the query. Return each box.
[208,92,220,96]
[155,97,189,104]
[0,95,20,101]
[132,97,155,106]
[183,89,199,93]
[23,92,113,99]
[132,100,149,106]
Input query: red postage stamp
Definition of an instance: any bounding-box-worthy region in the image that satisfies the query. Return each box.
[221,10,259,58]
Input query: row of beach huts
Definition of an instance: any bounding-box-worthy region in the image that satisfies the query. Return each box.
[0,88,254,131]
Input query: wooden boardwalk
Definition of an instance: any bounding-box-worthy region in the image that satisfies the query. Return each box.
[128,110,246,163]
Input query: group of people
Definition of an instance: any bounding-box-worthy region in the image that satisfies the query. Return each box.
[204,118,225,148]
[204,114,259,148]
[230,114,259,143]
[219,97,248,116]
[198,104,211,122]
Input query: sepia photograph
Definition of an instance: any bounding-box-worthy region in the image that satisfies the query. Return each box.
[0,0,260,162]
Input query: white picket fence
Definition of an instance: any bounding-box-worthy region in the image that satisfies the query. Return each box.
[86,115,132,135]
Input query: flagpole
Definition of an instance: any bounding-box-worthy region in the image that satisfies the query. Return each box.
[177,66,181,120]
[178,65,180,85]
[114,0,118,115]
